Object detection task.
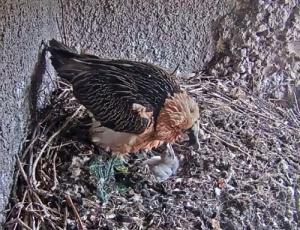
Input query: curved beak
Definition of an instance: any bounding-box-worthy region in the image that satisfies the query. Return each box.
[186,120,200,150]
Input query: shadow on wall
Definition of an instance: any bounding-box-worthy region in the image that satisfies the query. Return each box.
[29,43,48,129]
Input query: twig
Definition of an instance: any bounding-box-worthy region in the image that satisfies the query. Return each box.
[294,91,300,116]
[31,192,49,219]
[189,88,204,93]
[182,83,203,89]
[36,220,41,230]
[50,141,75,148]
[51,151,58,191]
[213,92,300,131]
[65,194,85,230]
[16,218,33,230]
[32,106,83,187]
[16,155,30,186]
[11,190,28,230]
[63,206,68,229]
[170,63,180,76]
[25,206,45,221]
[288,109,300,127]
[21,126,39,161]
[295,183,300,228]
[203,127,249,156]
[57,79,72,88]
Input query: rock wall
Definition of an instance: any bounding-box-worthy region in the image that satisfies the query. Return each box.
[60,0,233,71]
[0,0,58,224]
[206,0,300,101]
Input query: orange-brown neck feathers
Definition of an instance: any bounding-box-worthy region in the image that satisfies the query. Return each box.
[155,91,199,141]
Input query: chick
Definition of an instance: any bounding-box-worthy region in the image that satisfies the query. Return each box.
[144,143,179,182]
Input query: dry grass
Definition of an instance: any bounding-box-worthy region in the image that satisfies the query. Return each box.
[4,74,300,229]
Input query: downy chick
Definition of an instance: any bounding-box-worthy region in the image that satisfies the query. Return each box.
[144,143,179,182]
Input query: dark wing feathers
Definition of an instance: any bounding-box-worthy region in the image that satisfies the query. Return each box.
[71,70,149,133]
[48,39,180,134]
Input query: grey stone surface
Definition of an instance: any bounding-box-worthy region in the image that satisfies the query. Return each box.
[0,0,58,225]
[61,0,233,71]
[206,0,300,101]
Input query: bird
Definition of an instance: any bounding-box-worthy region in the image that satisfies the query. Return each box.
[144,143,179,182]
[46,39,200,155]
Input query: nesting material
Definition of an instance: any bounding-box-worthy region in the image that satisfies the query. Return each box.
[4,72,300,229]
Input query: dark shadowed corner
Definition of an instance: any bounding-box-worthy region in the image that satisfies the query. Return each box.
[29,43,48,129]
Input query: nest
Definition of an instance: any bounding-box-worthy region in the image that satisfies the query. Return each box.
[4,73,300,230]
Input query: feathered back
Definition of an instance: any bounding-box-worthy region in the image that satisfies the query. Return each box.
[47,39,181,134]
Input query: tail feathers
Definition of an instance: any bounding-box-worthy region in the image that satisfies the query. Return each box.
[48,39,77,54]
[47,39,79,71]
[46,39,101,82]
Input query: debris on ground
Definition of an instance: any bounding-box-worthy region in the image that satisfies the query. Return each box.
[4,1,300,229]
[4,72,300,229]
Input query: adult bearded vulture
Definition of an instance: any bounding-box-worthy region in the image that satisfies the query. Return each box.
[47,39,200,155]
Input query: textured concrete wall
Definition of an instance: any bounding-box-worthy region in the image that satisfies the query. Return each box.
[0,0,58,224]
[62,0,232,71]
[0,0,233,226]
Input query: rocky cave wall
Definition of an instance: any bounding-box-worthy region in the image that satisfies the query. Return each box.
[0,0,59,224]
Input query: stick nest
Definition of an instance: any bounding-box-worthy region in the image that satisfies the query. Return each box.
[4,74,300,230]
